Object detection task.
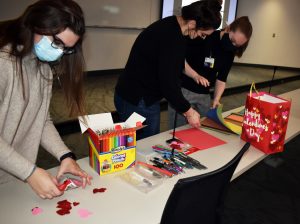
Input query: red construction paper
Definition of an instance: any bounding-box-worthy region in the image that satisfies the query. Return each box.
[174,128,226,151]
[185,147,203,155]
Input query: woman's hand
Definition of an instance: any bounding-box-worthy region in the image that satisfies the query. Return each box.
[184,108,201,128]
[192,74,210,87]
[57,158,92,188]
[27,167,62,199]
[212,99,221,109]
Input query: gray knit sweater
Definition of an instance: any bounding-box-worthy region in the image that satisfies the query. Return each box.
[0,48,71,184]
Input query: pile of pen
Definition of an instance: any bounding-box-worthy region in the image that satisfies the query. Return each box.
[150,145,207,176]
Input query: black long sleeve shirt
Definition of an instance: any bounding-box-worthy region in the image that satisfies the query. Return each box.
[115,16,190,113]
[182,30,235,94]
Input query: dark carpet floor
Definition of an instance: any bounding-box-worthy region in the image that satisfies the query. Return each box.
[222,134,300,224]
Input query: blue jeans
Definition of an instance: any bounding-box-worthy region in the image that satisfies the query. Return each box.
[114,93,160,140]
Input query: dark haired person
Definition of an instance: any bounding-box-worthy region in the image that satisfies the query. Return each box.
[168,16,253,127]
[0,0,92,199]
[115,0,221,139]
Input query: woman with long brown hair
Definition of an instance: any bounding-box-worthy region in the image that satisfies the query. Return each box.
[0,0,92,199]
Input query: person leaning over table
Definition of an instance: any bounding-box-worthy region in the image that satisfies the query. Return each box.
[0,0,92,199]
[168,16,253,128]
[114,0,222,139]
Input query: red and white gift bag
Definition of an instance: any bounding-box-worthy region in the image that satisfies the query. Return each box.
[241,83,291,154]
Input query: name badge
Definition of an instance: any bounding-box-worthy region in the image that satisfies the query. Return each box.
[204,57,215,68]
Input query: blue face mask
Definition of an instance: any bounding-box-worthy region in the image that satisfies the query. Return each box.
[33,36,64,62]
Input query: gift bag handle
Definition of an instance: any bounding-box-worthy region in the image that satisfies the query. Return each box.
[249,82,259,97]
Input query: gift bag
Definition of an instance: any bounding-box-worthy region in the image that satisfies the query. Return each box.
[241,83,291,154]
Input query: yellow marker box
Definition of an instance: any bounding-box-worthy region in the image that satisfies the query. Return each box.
[78,112,146,176]
[88,135,136,175]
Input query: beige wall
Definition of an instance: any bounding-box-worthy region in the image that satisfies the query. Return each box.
[84,28,140,71]
[0,0,161,71]
[235,0,300,68]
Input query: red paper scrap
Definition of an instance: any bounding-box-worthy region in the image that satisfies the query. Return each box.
[93,188,107,194]
[73,202,80,206]
[56,200,72,216]
[174,128,226,152]
[58,179,71,191]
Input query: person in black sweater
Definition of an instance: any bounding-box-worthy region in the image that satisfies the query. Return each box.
[168,16,253,128]
[115,0,221,139]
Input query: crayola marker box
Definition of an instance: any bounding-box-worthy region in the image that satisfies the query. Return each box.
[78,112,146,176]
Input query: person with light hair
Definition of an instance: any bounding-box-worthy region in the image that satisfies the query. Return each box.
[168,16,253,128]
